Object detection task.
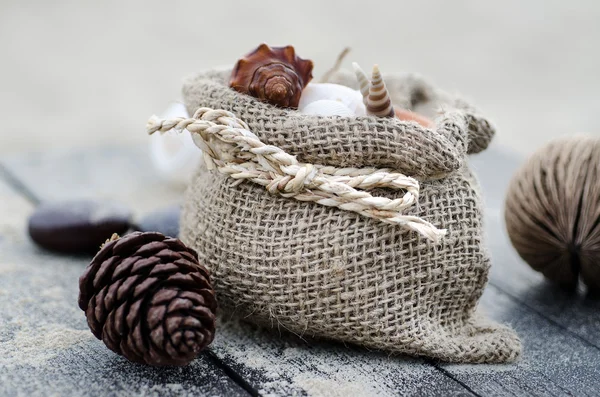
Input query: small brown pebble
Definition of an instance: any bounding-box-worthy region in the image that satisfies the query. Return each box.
[28,200,132,254]
[78,231,217,366]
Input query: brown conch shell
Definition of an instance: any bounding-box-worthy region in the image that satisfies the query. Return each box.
[229,44,314,109]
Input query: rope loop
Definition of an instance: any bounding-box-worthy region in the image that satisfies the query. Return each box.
[147,107,446,242]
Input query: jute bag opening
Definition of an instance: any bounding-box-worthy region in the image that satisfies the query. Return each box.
[169,68,521,363]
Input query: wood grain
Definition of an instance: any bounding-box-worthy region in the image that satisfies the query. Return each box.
[442,286,600,396]
[212,316,471,396]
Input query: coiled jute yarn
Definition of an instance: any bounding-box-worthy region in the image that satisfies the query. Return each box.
[505,136,600,289]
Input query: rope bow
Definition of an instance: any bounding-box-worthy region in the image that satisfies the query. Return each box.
[147,107,446,242]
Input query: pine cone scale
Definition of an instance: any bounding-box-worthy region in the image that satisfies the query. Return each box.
[148,263,181,277]
[116,275,141,301]
[93,256,122,288]
[179,250,202,263]
[111,256,139,279]
[198,291,217,312]
[180,292,209,310]
[167,297,194,312]
[125,298,143,330]
[147,305,167,329]
[90,238,118,263]
[131,256,162,274]
[151,288,179,305]
[127,322,146,360]
[134,240,168,253]
[192,305,217,321]
[114,300,129,333]
[155,249,184,261]
[133,277,161,299]
[87,305,102,338]
[173,259,207,275]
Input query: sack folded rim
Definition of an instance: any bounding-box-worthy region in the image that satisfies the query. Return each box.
[182,69,491,179]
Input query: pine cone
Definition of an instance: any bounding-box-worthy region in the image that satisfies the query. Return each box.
[78,231,216,366]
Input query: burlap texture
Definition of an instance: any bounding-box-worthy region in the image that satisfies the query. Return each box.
[180,69,521,363]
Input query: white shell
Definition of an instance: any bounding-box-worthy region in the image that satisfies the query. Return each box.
[299,83,366,116]
[149,102,202,187]
[300,99,354,116]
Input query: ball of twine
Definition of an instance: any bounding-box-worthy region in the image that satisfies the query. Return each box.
[505,136,600,289]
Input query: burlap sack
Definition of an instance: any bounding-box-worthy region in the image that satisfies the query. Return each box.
[178,69,521,363]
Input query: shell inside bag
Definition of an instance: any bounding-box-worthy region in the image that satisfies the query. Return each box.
[299,83,366,116]
[229,44,313,109]
[367,65,395,118]
[352,62,370,106]
[394,107,435,128]
[299,99,355,116]
[149,102,202,187]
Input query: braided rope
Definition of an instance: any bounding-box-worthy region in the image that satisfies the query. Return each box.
[147,108,446,242]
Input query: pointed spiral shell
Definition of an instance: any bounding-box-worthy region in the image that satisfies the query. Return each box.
[367,65,395,117]
[229,44,313,109]
[352,62,370,106]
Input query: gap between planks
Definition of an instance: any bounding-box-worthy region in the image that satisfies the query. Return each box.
[0,162,41,205]
[205,350,260,397]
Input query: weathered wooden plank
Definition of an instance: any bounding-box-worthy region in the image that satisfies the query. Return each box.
[0,176,249,397]
[468,147,522,211]
[2,146,184,214]
[0,170,34,243]
[2,147,473,396]
[470,148,600,349]
[441,286,600,396]
[212,317,472,397]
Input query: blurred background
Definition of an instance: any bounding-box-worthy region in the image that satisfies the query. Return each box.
[1,0,599,155]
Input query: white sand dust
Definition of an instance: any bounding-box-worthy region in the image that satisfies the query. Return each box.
[2,323,95,367]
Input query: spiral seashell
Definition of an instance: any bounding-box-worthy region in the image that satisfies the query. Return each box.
[300,99,355,116]
[352,62,370,106]
[229,43,314,109]
[367,65,395,118]
[298,83,365,116]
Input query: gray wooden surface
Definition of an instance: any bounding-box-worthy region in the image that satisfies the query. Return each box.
[1,145,600,396]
